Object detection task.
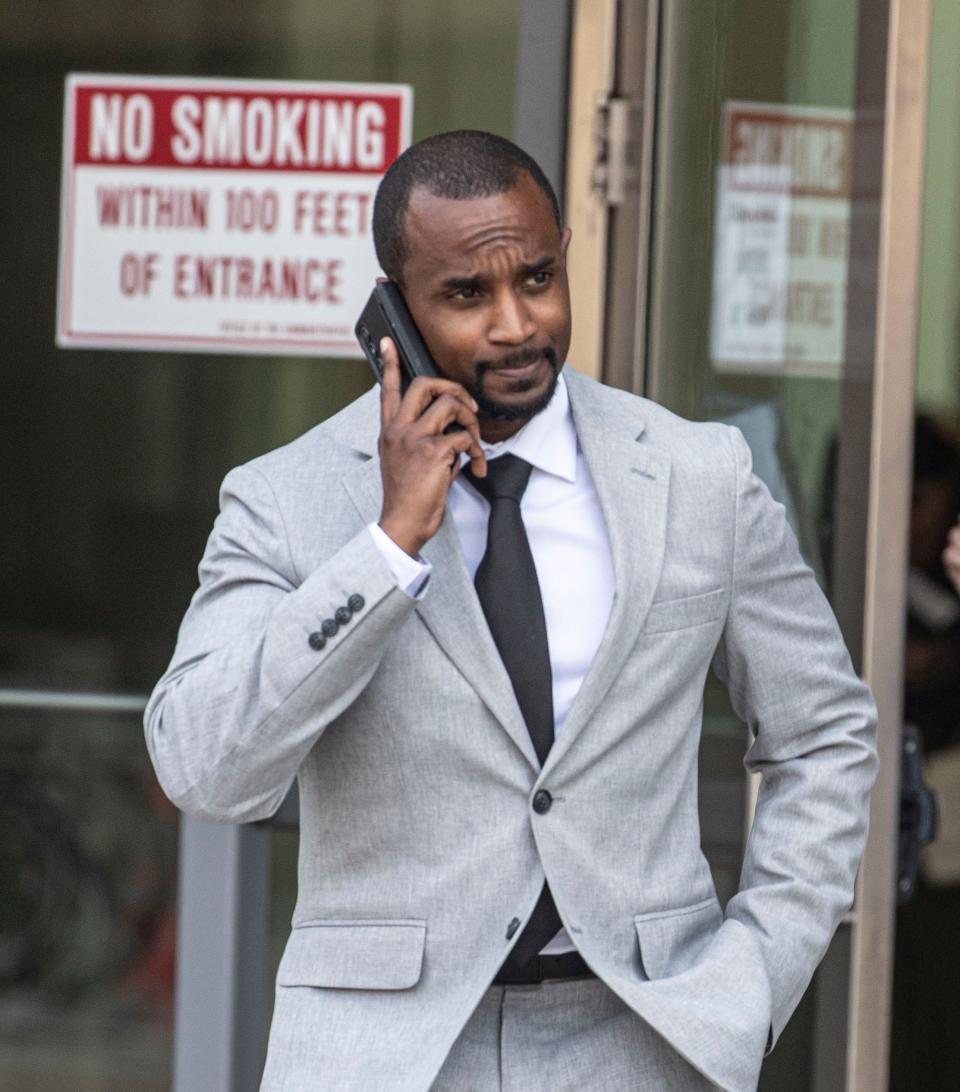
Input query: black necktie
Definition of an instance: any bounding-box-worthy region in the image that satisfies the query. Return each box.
[463,454,564,971]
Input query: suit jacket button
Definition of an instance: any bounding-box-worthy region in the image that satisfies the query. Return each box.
[308,632,326,651]
[533,790,553,815]
[506,917,521,939]
[335,606,352,625]
[348,593,365,613]
[321,618,339,638]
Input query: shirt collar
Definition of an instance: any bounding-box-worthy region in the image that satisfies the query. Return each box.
[478,372,578,483]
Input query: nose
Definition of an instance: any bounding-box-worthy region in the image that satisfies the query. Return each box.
[488,289,536,345]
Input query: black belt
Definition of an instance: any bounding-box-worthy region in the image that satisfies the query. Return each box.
[493,950,594,986]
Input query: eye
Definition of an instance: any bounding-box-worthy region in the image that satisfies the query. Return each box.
[450,285,481,301]
[526,270,552,288]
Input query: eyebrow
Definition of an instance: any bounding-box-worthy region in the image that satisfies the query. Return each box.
[519,255,556,276]
[438,255,558,292]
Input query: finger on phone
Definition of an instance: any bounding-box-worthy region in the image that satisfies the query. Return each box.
[418,391,482,442]
[379,337,402,428]
[445,428,477,476]
[394,375,476,426]
[441,394,485,474]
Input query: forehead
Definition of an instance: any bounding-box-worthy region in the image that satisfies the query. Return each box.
[401,174,560,278]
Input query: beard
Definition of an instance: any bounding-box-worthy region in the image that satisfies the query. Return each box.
[469,346,560,423]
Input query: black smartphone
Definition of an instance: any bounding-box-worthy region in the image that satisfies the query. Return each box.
[355,281,440,393]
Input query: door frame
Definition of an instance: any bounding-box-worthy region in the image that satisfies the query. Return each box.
[563,0,931,1087]
[846,2,930,1088]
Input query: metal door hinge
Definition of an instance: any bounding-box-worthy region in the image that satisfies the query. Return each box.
[898,723,938,903]
[592,95,645,206]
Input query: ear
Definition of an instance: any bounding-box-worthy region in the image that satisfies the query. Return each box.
[560,226,572,256]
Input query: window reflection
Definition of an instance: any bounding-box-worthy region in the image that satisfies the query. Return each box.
[0,712,177,1090]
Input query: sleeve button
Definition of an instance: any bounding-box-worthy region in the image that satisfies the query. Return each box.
[321,618,339,638]
[348,593,365,613]
[506,917,521,939]
[335,605,352,625]
[308,632,326,651]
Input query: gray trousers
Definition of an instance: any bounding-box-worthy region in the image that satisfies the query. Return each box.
[431,975,718,1091]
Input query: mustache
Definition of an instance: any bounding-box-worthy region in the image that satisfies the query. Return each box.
[475,346,558,374]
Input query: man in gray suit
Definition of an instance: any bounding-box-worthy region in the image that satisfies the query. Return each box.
[146,131,878,1091]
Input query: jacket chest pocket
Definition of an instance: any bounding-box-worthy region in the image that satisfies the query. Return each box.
[277,919,426,990]
[634,897,723,980]
[643,588,725,634]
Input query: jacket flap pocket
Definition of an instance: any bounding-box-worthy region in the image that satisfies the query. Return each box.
[634,897,722,980]
[278,919,426,990]
[643,588,725,634]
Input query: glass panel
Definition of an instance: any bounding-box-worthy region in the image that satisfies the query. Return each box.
[0,710,176,1091]
[3,4,519,1086]
[648,1,883,1087]
[650,0,861,574]
[0,0,520,696]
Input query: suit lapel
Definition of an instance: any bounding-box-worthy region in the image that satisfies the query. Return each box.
[339,438,540,772]
[335,370,671,777]
[541,370,671,774]
[417,516,540,770]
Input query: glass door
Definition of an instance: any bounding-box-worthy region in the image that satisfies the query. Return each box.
[646,7,875,1089]
[0,4,522,1088]
[564,0,929,1087]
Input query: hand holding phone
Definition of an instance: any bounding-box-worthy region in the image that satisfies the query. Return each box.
[358,283,486,557]
[356,281,442,392]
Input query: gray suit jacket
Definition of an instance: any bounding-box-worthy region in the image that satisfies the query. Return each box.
[145,367,877,1092]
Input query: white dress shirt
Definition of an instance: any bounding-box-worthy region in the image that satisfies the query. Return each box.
[369,373,615,953]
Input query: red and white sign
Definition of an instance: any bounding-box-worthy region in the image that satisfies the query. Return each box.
[57,74,412,356]
[710,102,852,378]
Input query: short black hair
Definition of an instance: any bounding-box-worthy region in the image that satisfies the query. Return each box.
[372,130,562,282]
